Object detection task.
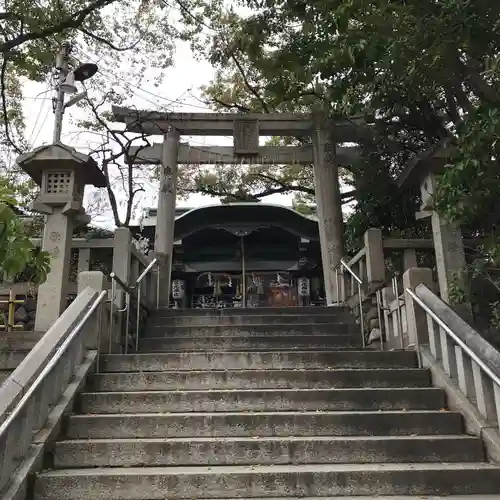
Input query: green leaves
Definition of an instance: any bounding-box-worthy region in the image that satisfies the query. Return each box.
[0,201,50,283]
[434,105,500,228]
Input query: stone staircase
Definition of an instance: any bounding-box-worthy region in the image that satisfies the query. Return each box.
[34,307,500,499]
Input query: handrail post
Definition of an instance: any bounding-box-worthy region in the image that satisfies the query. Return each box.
[364,228,385,293]
[124,293,131,354]
[376,289,384,351]
[77,271,108,372]
[403,268,434,352]
[339,258,365,348]
[392,276,405,350]
[136,281,142,352]
[109,278,116,354]
[357,281,366,348]
[112,228,132,352]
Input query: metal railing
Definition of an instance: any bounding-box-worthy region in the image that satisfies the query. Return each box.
[406,286,500,379]
[335,258,365,348]
[406,286,500,428]
[109,258,158,354]
[374,275,403,351]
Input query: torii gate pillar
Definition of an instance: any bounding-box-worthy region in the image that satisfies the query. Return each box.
[154,128,180,307]
[312,113,345,305]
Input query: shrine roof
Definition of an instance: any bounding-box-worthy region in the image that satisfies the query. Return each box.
[136,203,320,241]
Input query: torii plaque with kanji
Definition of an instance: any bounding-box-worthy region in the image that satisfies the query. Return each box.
[233,118,259,156]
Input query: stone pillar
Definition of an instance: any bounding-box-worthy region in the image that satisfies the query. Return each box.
[154,128,180,307]
[34,210,74,332]
[77,248,91,275]
[420,172,467,307]
[431,212,467,304]
[403,248,418,271]
[311,116,344,305]
[112,228,132,309]
[403,267,434,348]
[78,271,109,351]
[364,228,385,290]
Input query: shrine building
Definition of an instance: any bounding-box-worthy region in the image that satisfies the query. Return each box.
[132,203,326,309]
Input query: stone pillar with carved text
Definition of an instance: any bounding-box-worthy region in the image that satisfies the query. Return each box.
[420,172,468,309]
[35,211,75,331]
[155,128,180,307]
[311,113,345,305]
[16,143,106,331]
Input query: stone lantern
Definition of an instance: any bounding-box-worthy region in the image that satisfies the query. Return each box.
[396,141,466,307]
[16,143,106,331]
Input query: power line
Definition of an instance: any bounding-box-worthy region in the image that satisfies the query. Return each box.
[27,80,53,147]
[74,46,212,111]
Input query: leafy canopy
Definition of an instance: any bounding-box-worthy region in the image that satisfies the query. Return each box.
[175,0,500,248]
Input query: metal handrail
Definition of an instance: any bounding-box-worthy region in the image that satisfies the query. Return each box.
[0,290,107,440]
[109,257,159,354]
[406,287,500,388]
[339,258,363,285]
[109,272,133,294]
[136,258,157,285]
[335,258,365,348]
[110,257,158,294]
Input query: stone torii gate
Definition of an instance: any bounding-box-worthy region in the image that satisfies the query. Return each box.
[112,106,362,306]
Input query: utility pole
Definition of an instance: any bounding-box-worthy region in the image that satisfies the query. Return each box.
[53,42,71,143]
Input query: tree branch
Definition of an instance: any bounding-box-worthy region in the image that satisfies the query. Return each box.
[208,96,250,112]
[78,27,142,52]
[0,0,118,54]
[0,55,22,154]
[183,179,357,204]
[229,51,270,113]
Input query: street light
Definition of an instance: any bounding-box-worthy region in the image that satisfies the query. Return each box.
[53,44,99,143]
[73,63,98,82]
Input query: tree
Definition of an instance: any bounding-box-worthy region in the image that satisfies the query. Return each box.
[173,0,500,248]
[0,0,177,155]
[0,0,183,230]
[0,180,49,282]
[74,92,157,227]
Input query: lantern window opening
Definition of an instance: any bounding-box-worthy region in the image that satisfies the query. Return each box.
[46,171,72,194]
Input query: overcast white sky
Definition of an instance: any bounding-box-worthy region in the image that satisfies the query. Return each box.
[20,38,293,228]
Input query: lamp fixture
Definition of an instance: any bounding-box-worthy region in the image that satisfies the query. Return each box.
[73,63,98,82]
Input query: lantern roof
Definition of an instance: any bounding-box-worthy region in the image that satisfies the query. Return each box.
[16,142,106,188]
[397,140,456,190]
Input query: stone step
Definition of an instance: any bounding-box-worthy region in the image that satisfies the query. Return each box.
[88,368,431,392]
[151,314,353,327]
[107,496,500,500]
[53,435,484,468]
[154,306,350,317]
[64,410,465,439]
[79,387,445,413]
[143,323,357,337]
[99,350,418,372]
[139,335,360,352]
[33,462,500,499]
